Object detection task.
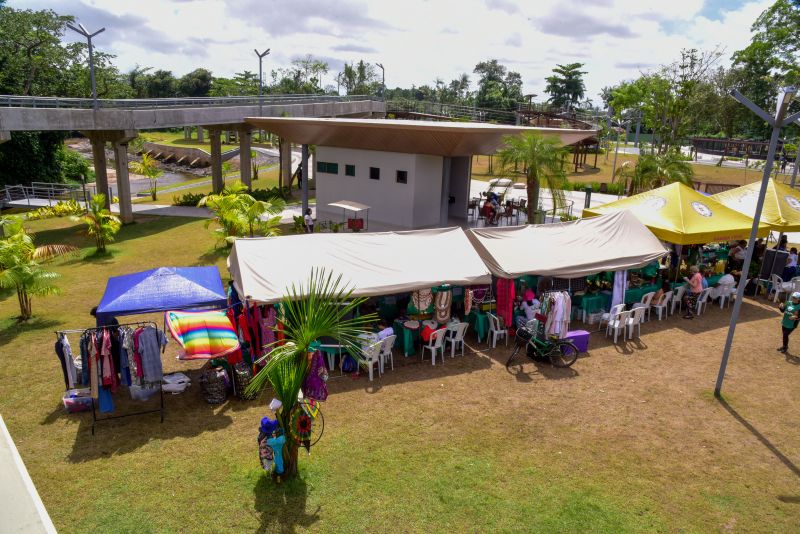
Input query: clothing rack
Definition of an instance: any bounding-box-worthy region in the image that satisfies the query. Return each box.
[56,321,164,435]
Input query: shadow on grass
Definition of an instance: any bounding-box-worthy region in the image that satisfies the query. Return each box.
[253,474,319,534]
[0,315,60,345]
[196,245,230,266]
[717,397,800,480]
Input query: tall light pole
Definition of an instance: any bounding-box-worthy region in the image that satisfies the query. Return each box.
[375,62,385,98]
[715,86,800,397]
[67,23,105,111]
[255,48,270,97]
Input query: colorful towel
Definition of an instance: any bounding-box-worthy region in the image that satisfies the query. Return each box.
[165,310,240,360]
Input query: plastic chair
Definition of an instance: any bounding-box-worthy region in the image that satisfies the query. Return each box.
[696,288,713,315]
[632,291,656,321]
[671,286,686,315]
[652,292,672,320]
[626,306,647,340]
[361,340,384,381]
[606,309,630,343]
[718,283,735,308]
[380,334,396,371]
[599,303,625,332]
[421,329,447,366]
[445,322,469,358]
[769,274,788,303]
[486,313,508,348]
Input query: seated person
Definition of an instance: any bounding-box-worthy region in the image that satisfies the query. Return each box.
[484,193,501,225]
[709,268,737,301]
[728,240,746,270]
[515,290,541,328]
[652,280,671,304]
[783,247,798,281]
[376,320,394,341]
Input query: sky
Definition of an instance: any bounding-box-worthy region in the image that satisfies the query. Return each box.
[9,0,774,103]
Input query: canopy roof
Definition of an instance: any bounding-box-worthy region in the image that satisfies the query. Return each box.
[328,200,370,212]
[227,228,492,304]
[243,117,597,156]
[582,182,769,245]
[96,266,227,321]
[467,211,667,279]
[711,179,800,232]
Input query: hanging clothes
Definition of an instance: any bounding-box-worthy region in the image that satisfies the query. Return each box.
[260,305,277,356]
[100,329,117,392]
[464,289,473,315]
[411,289,433,313]
[543,291,571,338]
[434,289,453,324]
[137,326,168,386]
[79,333,90,386]
[495,279,515,329]
[54,335,77,389]
[88,332,99,399]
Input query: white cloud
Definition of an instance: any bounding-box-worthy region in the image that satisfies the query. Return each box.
[8,0,772,103]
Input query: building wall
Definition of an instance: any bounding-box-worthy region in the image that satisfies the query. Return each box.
[315,146,443,230]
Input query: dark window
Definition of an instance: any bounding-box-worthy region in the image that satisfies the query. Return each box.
[396,170,408,184]
[369,167,380,180]
[345,164,356,176]
[316,161,338,174]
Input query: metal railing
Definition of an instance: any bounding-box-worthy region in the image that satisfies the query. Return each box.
[386,100,518,124]
[0,94,377,110]
[2,182,97,207]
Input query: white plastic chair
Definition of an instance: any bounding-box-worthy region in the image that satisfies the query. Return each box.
[606,309,630,343]
[632,291,656,321]
[380,334,396,371]
[421,328,447,365]
[599,303,625,332]
[671,286,686,316]
[626,306,647,340]
[445,322,469,358]
[718,283,735,308]
[652,291,672,320]
[696,288,713,315]
[486,313,507,348]
[769,274,789,303]
[361,340,383,381]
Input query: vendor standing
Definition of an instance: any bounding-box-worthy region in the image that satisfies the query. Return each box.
[778,292,800,353]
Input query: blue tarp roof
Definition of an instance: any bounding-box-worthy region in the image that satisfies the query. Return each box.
[96,266,226,320]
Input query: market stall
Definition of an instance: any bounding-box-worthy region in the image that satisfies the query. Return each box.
[711,179,800,232]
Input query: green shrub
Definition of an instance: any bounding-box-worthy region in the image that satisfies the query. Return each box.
[58,146,94,183]
[250,186,290,202]
[173,192,207,206]
[26,199,84,220]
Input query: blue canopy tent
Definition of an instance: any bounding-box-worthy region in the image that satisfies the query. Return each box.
[96,266,227,322]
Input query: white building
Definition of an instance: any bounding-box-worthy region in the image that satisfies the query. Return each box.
[246,117,596,230]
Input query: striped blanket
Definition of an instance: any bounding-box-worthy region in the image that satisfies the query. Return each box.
[165,310,240,360]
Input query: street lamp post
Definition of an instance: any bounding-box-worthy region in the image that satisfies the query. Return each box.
[715,86,800,397]
[66,23,105,111]
[375,62,385,98]
[255,48,270,98]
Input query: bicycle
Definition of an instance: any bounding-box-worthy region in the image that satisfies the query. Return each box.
[505,323,579,368]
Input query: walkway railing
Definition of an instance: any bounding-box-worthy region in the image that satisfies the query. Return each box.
[0,94,377,110]
[2,182,97,207]
[386,100,518,124]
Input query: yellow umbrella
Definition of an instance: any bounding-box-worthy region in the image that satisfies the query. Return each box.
[711,179,800,232]
[582,182,770,245]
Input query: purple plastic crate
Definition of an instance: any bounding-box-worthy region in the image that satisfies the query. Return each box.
[565,330,589,353]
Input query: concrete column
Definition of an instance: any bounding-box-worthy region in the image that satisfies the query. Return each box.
[225,130,231,144]
[239,129,252,189]
[301,144,310,216]
[197,126,204,143]
[209,129,223,193]
[280,140,292,190]
[440,156,452,227]
[184,126,191,140]
[112,141,134,223]
[90,138,110,207]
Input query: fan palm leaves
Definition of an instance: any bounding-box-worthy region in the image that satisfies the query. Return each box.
[72,194,122,253]
[496,132,569,224]
[199,181,285,243]
[0,215,78,320]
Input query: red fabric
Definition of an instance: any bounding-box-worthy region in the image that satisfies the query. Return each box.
[421,325,445,343]
[237,313,253,347]
[276,321,285,345]
[496,278,515,329]
[226,348,243,366]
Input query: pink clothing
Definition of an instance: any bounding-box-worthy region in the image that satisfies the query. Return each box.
[689,272,703,294]
[496,278,515,329]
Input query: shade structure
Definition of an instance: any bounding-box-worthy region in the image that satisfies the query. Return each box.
[227,228,492,304]
[467,210,667,279]
[96,266,227,322]
[711,179,800,232]
[582,183,770,245]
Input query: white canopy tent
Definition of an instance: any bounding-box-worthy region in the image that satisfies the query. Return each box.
[228,227,492,303]
[466,210,667,279]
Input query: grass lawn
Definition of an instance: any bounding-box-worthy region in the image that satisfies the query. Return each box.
[1,215,800,532]
[471,153,782,188]
[139,131,279,155]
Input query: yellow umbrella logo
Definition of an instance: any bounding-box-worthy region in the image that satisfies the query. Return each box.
[691,201,713,217]
[785,195,800,212]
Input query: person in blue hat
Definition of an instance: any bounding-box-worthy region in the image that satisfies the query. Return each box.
[778,292,800,353]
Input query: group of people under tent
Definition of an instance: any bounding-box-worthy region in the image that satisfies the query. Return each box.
[480,193,505,226]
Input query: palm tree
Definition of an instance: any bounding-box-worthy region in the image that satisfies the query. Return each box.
[496,132,569,224]
[73,194,122,253]
[615,152,694,196]
[245,269,376,478]
[0,216,77,320]
[199,181,285,243]
[129,153,163,201]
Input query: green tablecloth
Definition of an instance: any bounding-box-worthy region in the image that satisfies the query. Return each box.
[393,319,420,356]
[579,292,612,314]
[466,311,488,341]
[624,284,660,304]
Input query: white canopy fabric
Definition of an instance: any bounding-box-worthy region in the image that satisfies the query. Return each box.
[467,210,667,279]
[228,227,492,303]
[328,200,370,212]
